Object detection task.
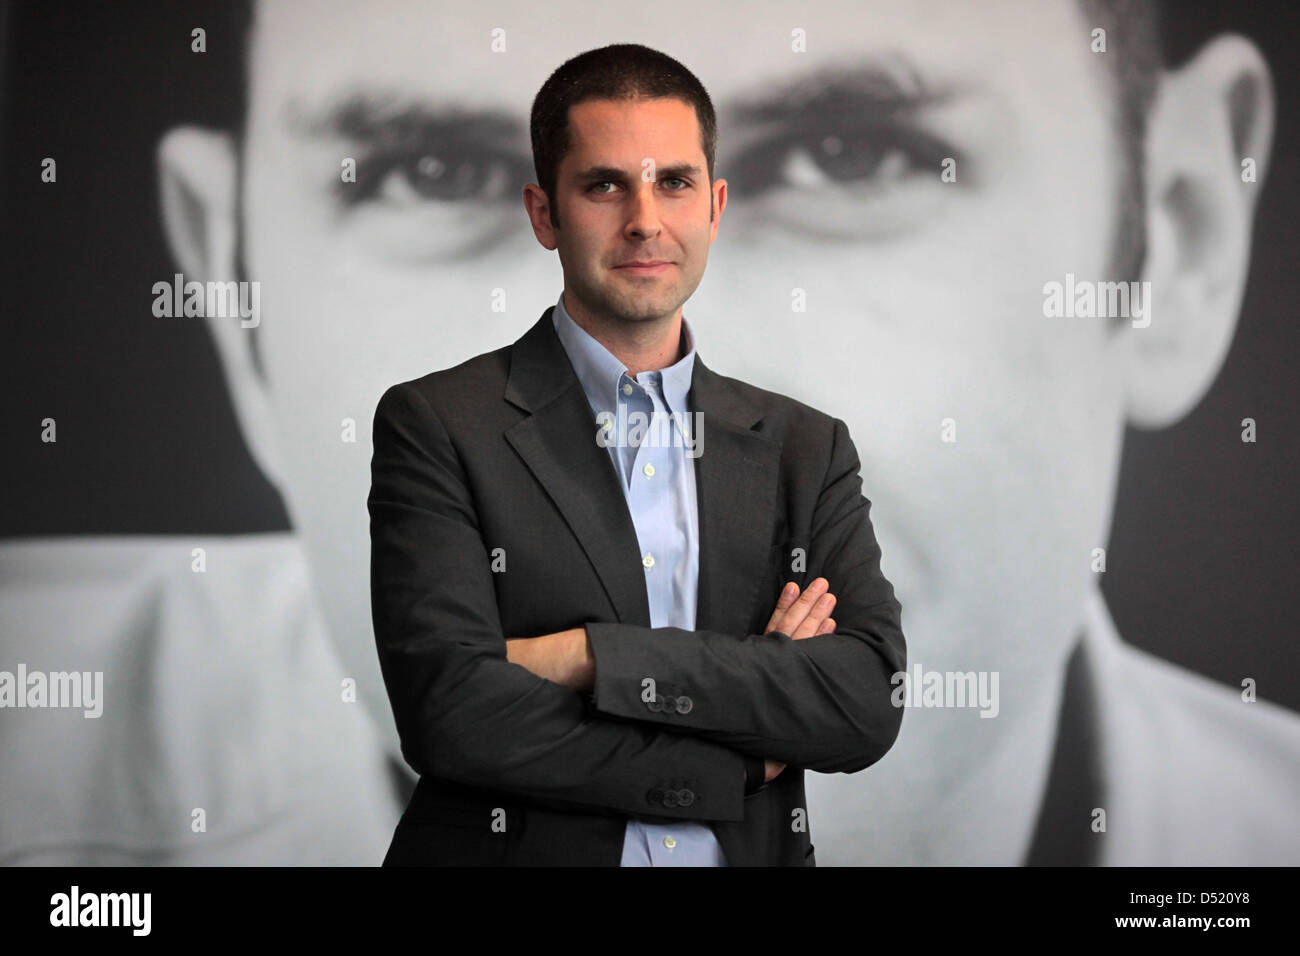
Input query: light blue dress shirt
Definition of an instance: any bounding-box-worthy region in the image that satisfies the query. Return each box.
[551,291,726,867]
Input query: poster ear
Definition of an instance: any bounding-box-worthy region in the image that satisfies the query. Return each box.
[157,125,285,491]
[1123,35,1275,429]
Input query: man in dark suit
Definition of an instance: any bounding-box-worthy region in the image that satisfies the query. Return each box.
[368,43,905,866]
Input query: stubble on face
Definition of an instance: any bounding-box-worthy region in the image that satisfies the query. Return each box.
[550,97,718,334]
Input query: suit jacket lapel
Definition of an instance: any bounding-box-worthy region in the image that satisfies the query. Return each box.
[503,308,780,635]
[504,309,651,626]
[688,357,782,636]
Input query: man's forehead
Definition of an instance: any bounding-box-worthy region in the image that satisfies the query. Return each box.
[250,0,1086,143]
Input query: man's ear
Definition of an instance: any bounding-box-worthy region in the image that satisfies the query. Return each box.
[1122,34,1275,429]
[523,182,560,250]
[157,125,286,491]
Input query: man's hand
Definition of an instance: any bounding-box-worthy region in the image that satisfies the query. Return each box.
[766,577,837,640]
[752,577,838,784]
[505,627,595,692]
[508,579,834,778]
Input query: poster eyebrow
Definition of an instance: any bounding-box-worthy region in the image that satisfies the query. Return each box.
[284,92,527,150]
[722,55,962,131]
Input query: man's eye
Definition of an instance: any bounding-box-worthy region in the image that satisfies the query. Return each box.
[730,125,949,196]
[587,178,689,194]
[724,123,957,240]
[347,146,529,205]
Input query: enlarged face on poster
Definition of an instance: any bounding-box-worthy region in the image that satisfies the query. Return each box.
[5,0,1290,867]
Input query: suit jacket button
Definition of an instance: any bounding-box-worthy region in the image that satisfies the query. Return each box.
[676,695,693,714]
[662,789,679,808]
[647,788,664,805]
[661,695,677,713]
[646,696,662,713]
[678,788,695,807]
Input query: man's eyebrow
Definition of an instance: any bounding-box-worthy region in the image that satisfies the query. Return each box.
[284,92,527,150]
[571,163,704,182]
[723,56,960,131]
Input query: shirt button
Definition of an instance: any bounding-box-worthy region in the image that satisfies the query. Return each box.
[642,463,655,477]
[663,836,677,850]
[622,382,634,396]
[642,553,655,568]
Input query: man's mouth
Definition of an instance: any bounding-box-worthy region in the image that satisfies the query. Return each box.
[614,260,673,276]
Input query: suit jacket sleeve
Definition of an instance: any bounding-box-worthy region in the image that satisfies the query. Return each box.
[369,382,750,822]
[584,416,906,774]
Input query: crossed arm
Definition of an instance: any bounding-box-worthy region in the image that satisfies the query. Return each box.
[506,579,842,783]
[369,382,904,825]
[505,413,906,775]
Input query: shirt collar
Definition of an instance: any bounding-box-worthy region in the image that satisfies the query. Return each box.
[1075,584,1143,865]
[551,290,697,417]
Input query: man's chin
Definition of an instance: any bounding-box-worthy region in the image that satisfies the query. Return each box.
[600,303,675,326]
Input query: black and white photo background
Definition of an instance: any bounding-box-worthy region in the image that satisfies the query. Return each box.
[4,0,1297,865]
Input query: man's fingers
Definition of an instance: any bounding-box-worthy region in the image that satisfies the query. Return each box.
[763,759,786,783]
[791,592,835,640]
[791,615,836,641]
[772,577,828,635]
[764,582,799,633]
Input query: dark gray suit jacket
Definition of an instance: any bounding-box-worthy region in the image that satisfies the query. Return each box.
[369,306,906,866]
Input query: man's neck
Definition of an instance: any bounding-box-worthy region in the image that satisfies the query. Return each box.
[562,292,685,376]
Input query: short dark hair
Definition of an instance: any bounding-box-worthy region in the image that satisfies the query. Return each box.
[229,0,255,146]
[528,43,718,230]
[1077,0,1165,285]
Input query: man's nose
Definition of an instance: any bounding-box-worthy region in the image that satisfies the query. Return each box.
[623,180,663,240]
